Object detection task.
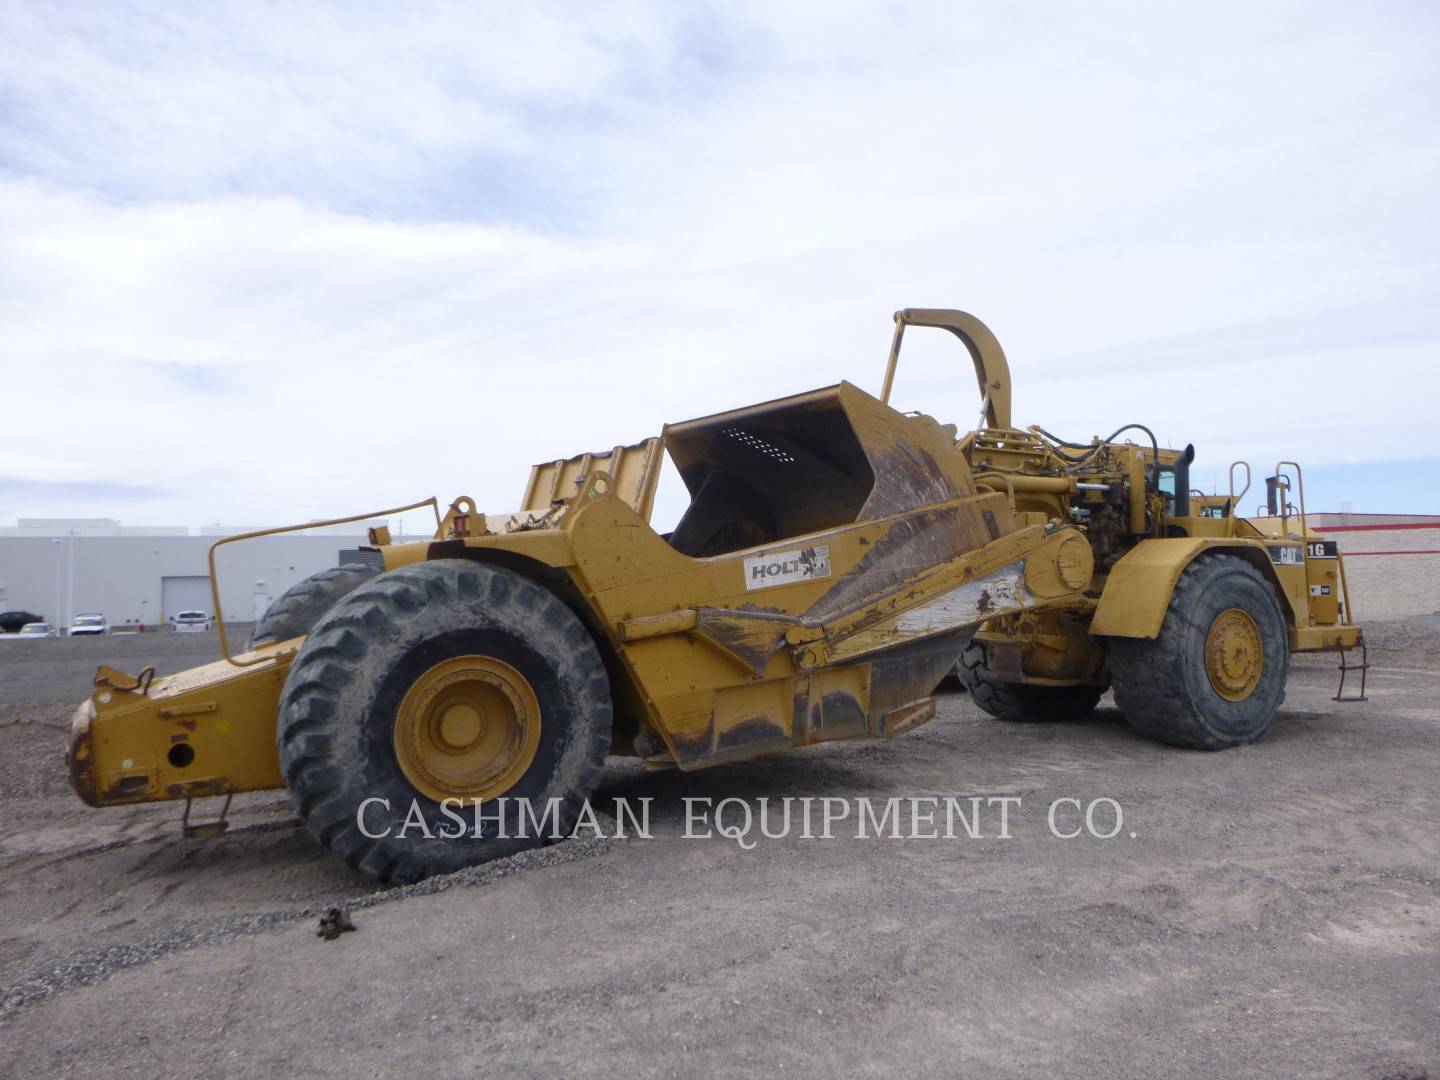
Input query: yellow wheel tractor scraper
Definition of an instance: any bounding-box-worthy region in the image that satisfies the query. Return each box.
[67,308,1366,881]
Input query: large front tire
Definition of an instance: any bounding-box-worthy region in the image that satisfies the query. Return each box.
[277,559,611,883]
[1107,553,1288,750]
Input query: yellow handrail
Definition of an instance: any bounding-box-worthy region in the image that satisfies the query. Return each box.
[208,497,441,667]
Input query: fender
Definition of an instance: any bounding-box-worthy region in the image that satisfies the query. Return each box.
[1090,538,1298,639]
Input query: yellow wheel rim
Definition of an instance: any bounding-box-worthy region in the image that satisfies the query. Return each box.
[1204,607,1264,702]
[393,655,541,802]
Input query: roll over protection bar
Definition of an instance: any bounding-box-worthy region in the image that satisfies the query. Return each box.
[881,308,1013,430]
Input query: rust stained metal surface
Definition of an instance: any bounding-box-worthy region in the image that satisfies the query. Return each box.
[802,500,1004,624]
[95,664,155,695]
[519,438,663,522]
[102,773,152,802]
[66,699,99,807]
[561,467,1087,769]
[867,635,964,723]
[619,609,700,642]
[840,383,970,521]
[824,550,1047,664]
[858,433,958,520]
[693,605,802,675]
[68,652,290,809]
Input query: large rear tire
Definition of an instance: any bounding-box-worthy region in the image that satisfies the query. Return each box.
[248,563,381,649]
[954,640,1103,722]
[1107,553,1288,750]
[277,559,611,883]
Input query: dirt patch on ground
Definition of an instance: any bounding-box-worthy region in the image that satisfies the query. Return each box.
[1364,616,1440,669]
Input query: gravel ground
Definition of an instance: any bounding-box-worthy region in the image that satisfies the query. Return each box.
[0,626,255,704]
[0,622,1436,1078]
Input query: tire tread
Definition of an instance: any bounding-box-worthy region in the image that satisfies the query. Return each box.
[954,640,1103,723]
[277,559,611,883]
[1107,553,1287,750]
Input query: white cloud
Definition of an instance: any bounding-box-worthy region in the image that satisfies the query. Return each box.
[1,1,1437,527]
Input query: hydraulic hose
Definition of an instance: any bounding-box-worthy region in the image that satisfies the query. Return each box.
[1034,424,1161,475]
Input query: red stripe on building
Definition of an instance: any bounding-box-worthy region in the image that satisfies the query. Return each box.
[1313,522,1440,532]
[1341,550,1440,557]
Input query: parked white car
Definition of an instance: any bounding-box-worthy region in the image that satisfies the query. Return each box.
[170,610,213,633]
[68,613,108,636]
[15,622,57,639]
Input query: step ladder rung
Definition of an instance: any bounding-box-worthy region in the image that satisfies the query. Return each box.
[1333,639,1368,703]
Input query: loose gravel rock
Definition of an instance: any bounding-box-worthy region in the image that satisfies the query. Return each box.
[0,833,618,1024]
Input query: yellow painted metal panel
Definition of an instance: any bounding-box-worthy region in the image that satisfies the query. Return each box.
[1090,538,1305,639]
[69,645,293,806]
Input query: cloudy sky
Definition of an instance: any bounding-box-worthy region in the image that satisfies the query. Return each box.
[2,0,1437,533]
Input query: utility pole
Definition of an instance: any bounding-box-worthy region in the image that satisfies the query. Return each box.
[66,529,76,632]
[51,539,62,627]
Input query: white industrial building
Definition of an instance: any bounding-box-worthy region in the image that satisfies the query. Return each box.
[0,518,402,629]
